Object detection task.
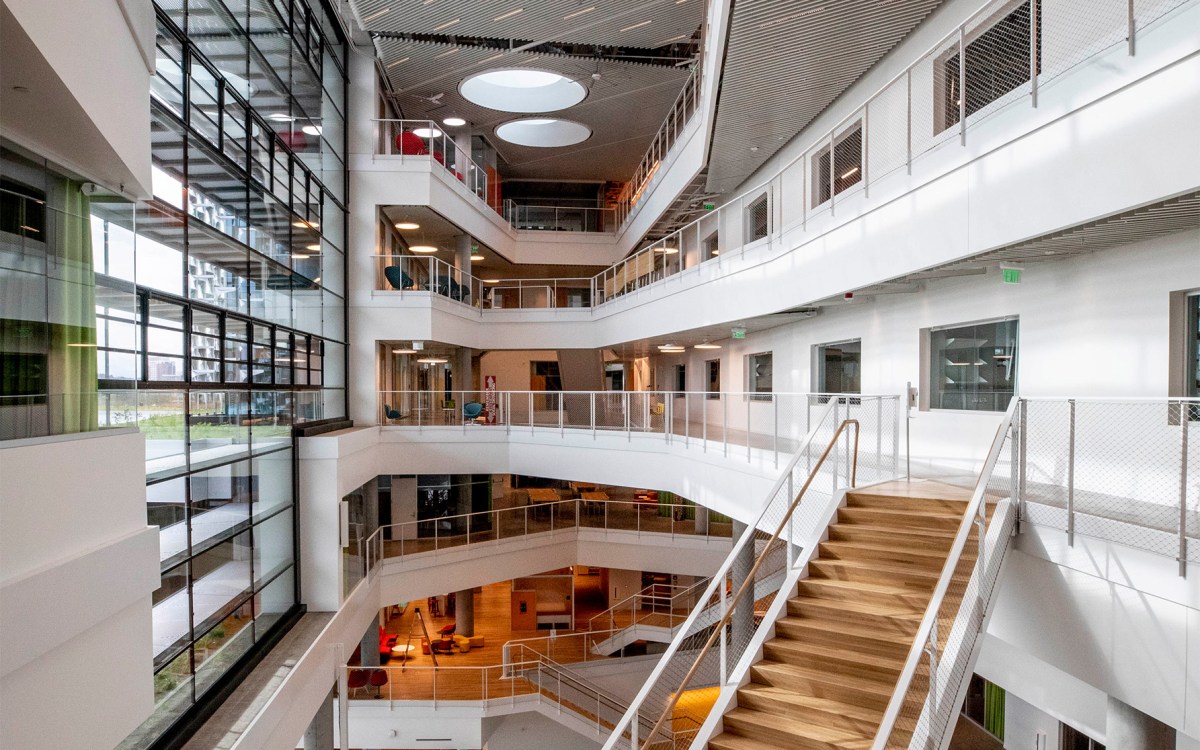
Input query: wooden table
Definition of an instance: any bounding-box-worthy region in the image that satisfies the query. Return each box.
[580,490,609,515]
[526,488,561,504]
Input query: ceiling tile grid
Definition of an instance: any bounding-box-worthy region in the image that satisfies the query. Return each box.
[706,0,945,194]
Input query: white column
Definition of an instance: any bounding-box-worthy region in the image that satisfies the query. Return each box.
[1106,696,1175,749]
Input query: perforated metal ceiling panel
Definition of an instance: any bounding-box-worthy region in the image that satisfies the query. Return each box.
[349,0,705,51]
[706,0,945,194]
[375,40,689,180]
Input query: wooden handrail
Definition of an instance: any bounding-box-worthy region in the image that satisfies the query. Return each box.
[639,418,860,749]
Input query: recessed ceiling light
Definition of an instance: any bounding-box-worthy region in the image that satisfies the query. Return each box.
[435,47,460,59]
[483,278,501,283]
[362,7,391,22]
[291,254,311,260]
[395,222,420,230]
[460,69,587,113]
[654,246,679,254]
[293,220,319,229]
[493,7,523,20]
[695,343,721,350]
[392,348,417,354]
[443,116,467,126]
[749,145,759,152]
[386,57,411,69]
[470,254,485,261]
[302,124,322,136]
[306,244,321,251]
[412,127,442,138]
[564,5,595,19]
[409,245,439,253]
[269,113,296,122]
[418,357,449,364]
[432,18,460,30]
[496,118,591,148]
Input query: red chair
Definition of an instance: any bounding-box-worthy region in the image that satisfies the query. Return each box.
[347,668,369,697]
[368,668,389,699]
[439,622,456,637]
[396,131,428,155]
[430,639,454,655]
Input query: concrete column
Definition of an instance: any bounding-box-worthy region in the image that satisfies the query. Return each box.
[1106,696,1175,749]
[454,233,471,275]
[359,619,379,667]
[302,687,335,750]
[695,505,710,535]
[730,520,755,659]
[457,347,474,394]
[456,588,475,637]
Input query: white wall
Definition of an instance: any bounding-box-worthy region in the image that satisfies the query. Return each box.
[0,0,154,197]
[0,429,158,750]
[483,711,601,750]
[479,350,558,392]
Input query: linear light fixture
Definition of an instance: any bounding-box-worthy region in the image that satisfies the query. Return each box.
[395,222,420,230]
[386,57,411,69]
[362,7,391,22]
[418,357,449,364]
[619,19,652,32]
[433,18,460,31]
[494,8,523,21]
[409,245,439,253]
[694,343,721,350]
[564,6,595,19]
[840,166,860,179]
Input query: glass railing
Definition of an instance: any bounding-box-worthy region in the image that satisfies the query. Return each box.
[374,255,594,310]
[502,200,617,233]
[373,119,495,213]
[378,390,901,472]
[0,390,140,441]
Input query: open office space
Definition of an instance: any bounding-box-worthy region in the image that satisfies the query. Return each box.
[0,0,1198,749]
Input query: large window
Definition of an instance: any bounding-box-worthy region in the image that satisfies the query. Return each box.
[746,352,773,401]
[816,339,861,394]
[927,318,1018,411]
[937,1,1042,132]
[812,122,863,207]
[673,364,686,393]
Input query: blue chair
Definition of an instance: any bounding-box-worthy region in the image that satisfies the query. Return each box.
[463,402,484,422]
[384,266,414,290]
[383,404,401,421]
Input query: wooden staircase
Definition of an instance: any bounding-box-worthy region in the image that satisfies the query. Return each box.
[707,480,974,750]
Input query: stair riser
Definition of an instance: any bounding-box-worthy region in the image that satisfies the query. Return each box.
[795,581,929,610]
[817,543,949,569]
[845,494,967,513]
[837,507,963,530]
[751,665,893,711]
[760,643,901,682]
[734,692,882,736]
[774,620,913,658]
[722,714,859,750]
[808,561,941,588]
[787,598,921,632]
[827,525,956,547]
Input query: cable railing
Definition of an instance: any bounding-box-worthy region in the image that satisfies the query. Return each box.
[378,390,901,473]
[503,200,617,233]
[872,400,1022,749]
[603,395,900,750]
[502,629,621,667]
[614,65,703,227]
[373,118,495,211]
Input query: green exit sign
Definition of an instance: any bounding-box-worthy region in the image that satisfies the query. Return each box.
[1002,268,1022,284]
[732,328,746,339]
[702,202,715,211]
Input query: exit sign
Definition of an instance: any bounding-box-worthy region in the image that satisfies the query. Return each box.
[1002,268,1022,284]
[702,202,715,211]
[732,328,746,339]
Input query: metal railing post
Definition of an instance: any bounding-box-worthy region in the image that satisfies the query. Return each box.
[863,101,870,198]
[1179,401,1189,578]
[1019,399,1028,506]
[958,27,967,146]
[746,395,752,462]
[773,395,779,468]
[722,394,728,457]
[1031,0,1040,106]
[590,392,596,439]
[1068,399,1076,546]
[625,391,631,441]
[1128,0,1136,55]
[558,393,564,437]
[529,392,534,435]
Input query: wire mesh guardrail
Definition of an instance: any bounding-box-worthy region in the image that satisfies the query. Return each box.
[587,580,711,636]
[1017,398,1199,571]
[872,402,1021,750]
[603,395,901,750]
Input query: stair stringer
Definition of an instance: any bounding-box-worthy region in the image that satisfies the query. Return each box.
[684,485,853,750]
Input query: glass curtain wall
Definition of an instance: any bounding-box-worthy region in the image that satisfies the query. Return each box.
[118,1,348,747]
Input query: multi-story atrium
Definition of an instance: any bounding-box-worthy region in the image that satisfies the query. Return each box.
[0,0,1197,749]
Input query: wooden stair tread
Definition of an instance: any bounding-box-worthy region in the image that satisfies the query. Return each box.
[736,685,884,722]
[724,706,873,745]
[828,522,959,542]
[839,505,963,520]
[798,576,937,599]
[708,733,790,750]
[752,660,899,693]
[776,614,915,644]
[762,639,905,671]
[808,557,944,581]
[819,539,952,560]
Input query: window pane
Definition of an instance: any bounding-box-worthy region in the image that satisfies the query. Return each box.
[253,565,294,640]
[929,319,1018,411]
[194,602,254,697]
[189,460,252,556]
[150,476,189,567]
[747,352,773,399]
[252,449,292,519]
[253,506,294,587]
[191,530,252,634]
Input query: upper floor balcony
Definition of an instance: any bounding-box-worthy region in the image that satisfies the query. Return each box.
[355,0,1200,347]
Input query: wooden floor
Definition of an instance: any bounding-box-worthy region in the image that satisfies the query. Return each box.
[706,479,976,750]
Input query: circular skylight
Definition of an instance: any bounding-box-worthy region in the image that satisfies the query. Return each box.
[460,69,587,113]
[495,118,591,148]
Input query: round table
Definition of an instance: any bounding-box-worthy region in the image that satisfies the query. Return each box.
[390,644,416,661]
